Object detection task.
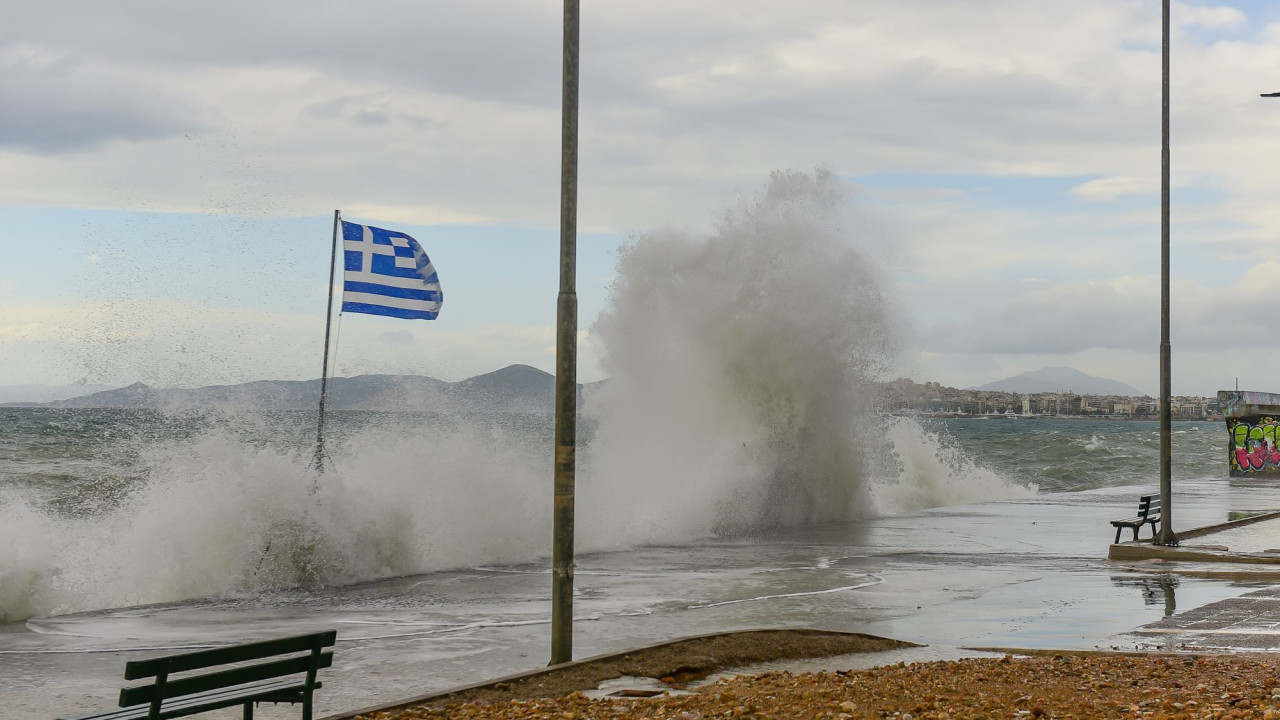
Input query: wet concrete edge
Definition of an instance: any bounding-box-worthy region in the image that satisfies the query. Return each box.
[318,628,919,720]
[1108,510,1280,563]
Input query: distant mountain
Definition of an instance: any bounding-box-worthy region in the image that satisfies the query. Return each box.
[971,367,1145,396]
[3,365,582,413]
[0,383,114,405]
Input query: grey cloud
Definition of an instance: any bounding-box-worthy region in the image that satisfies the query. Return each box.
[0,0,1158,166]
[0,0,1251,236]
[352,110,390,126]
[2,1,563,106]
[920,270,1280,356]
[303,95,429,129]
[0,47,203,153]
[921,283,1157,355]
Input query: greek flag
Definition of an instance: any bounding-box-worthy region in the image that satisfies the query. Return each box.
[341,220,442,320]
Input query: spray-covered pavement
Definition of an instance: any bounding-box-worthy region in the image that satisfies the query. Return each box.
[9,477,1280,720]
[1107,509,1280,654]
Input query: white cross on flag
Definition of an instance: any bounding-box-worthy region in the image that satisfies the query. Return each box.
[341,220,442,320]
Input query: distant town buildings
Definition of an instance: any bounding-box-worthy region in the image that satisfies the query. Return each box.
[874,378,1220,420]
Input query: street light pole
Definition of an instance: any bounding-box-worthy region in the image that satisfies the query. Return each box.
[1157,0,1177,546]
[551,0,580,666]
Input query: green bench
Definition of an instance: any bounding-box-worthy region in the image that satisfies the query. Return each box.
[58,630,336,720]
[1111,494,1161,543]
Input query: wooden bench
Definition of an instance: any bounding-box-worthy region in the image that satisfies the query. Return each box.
[58,630,336,720]
[1111,494,1162,543]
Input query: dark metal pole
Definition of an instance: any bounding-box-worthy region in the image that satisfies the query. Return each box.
[551,0,580,665]
[1158,0,1177,545]
[314,209,341,476]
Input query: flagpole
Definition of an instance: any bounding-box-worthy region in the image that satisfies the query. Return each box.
[314,209,341,475]
[550,0,579,666]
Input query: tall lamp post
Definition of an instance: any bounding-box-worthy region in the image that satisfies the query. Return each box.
[1157,0,1177,545]
[551,0,580,666]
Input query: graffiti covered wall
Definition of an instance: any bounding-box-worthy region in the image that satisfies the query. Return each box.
[1227,416,1280,476]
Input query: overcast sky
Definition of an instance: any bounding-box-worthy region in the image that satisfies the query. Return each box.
[3,0,1280,396]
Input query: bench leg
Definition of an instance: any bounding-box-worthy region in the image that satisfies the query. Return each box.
[243,702,253,720]
[1115,526,1122,544]
[1131,526,1140,542]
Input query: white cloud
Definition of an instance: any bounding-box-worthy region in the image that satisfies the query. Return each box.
[3,1,1280,393]
[1175,3,1245,30]
[1070,175,1155,201]
[917,261,1280,358]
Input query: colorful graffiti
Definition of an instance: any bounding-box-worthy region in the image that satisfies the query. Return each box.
[1227,416,1280,475]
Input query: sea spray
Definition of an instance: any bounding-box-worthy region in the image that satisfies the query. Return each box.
[580,169,1032,534]
[0,414,554,619]
[0,169,1035,622]
[581,169,895,535]
[868,417,1037,513]
[0,503,54,623]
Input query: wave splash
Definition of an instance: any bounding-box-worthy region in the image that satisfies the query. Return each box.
[0,169,1030,622]
[0,418,554,622]
[583,169,891,538]
[581,169,1030,542]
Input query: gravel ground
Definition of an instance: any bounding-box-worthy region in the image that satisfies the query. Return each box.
[346,631,910,718]
[357,653,1280,720]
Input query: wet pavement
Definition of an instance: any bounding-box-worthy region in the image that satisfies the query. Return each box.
[1119,583,1280,652]
[1105,514,1280,654]
[11,478,1280,720]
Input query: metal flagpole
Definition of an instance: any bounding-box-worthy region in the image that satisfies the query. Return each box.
[551,0,579,666]
[1157,0,1177,545]
[314,209,341,477]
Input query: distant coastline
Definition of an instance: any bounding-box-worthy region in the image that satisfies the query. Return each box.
[0,364,589,414]
[2,364,1223,421]
[886,411,1219,422]
[875,376,1221,421]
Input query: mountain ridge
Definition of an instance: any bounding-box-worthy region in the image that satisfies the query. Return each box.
[970,366,1145,396]
[0,364,587,413]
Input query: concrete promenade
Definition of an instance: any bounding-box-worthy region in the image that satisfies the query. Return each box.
[1107,512,1280,652]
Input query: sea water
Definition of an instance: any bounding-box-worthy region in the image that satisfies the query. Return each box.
[0,407,1225,624]
[0,171,1249,717]
[0,409,1243,719]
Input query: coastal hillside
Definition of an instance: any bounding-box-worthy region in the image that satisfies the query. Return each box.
[1,365,585,413]
[971,366,1144,396]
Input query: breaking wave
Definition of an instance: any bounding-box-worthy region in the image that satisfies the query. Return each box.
[0,169,1030,621]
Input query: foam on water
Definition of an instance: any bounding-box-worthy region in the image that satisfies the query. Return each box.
[0,170,1032,621]
[0,417,555,621]
[869,417,1036,512]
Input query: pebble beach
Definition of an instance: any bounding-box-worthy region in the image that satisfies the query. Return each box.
[357,654,1280,720]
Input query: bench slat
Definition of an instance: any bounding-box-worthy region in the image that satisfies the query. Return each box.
[119,652,331,707]
[61,680,321,720]
[124,630,336,680]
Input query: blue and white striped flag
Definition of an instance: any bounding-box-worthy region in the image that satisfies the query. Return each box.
[341,220,442,320]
